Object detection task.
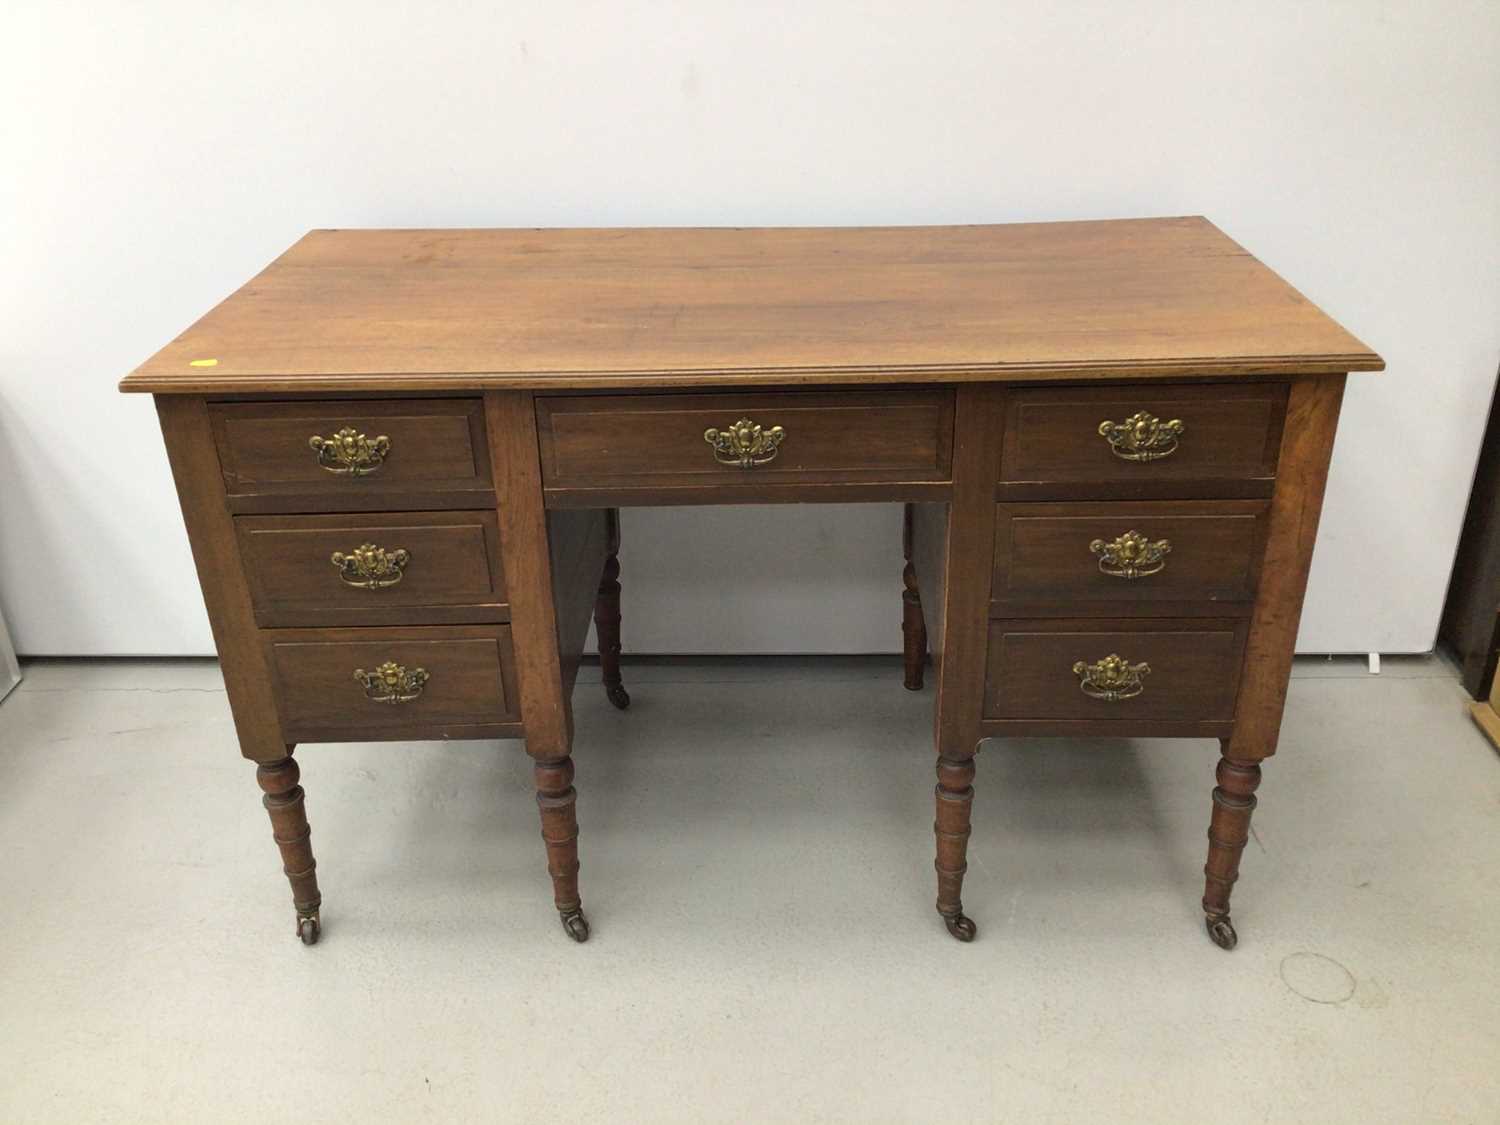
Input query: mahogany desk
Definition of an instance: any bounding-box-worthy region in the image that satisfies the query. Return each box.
[120,218,1382,948]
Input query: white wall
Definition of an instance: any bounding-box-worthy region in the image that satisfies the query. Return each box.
[3,2,1497,655]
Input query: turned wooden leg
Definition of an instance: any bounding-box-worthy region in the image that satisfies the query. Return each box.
[902,503,927,691]
[255,752,322,945]
[535,755,588,941]
[935,752,978,941]
[1201,744,1263,950]
[595,508,629,710]
[926,387,1002,943]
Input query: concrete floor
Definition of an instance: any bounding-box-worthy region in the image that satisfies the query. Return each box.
[0,655,1496,1123]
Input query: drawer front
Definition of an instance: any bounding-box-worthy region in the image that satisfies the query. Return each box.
[998,383,1286,494]
[267,626,520,742]
[238,511,506,627]
[992,500,1269,614]
[536,390,953,494]
[984,619,1247,722]
[211,399,492,508]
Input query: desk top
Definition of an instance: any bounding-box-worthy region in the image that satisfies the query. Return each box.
[122,217,1381,394]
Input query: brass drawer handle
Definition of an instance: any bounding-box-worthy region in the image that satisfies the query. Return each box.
[309,428,391,476]
[331,543,410,590]
[354,661,429,704]
[1073,654,1150,701]
[704,417,786,468]
[1098,412,1183,462]
[1089,530,1171,579]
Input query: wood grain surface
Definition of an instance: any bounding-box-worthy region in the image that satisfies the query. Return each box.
[265,624,521,742]
[122,219,1382,394]
[997,382,1288,487]
[1225,375,1348,760]
[536,389,953,494]
[236,510,507,627]
[210,398,492,503]
[989,499,1270,615]
[983,617,1249,722]
[156,395,290,760]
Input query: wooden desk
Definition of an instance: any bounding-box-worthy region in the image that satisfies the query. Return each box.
[121,218,1382,948]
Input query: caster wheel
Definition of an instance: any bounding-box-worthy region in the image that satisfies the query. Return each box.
[1206,916,1237,950]
[606,684,631,710]
[560,909,591,943]
[942,912,978,943]
[298,913,321,946]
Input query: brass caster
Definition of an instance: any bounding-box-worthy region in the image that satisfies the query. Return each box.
[1206,915,1237,950]
[560,908,591,943]
[605,684,631,710]
[942,912,977,943]
[297,912,321,946]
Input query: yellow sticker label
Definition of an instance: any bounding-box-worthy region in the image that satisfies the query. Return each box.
[188,358,219,367]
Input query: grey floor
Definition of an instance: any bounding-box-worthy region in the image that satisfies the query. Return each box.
[0,654,1496,1123]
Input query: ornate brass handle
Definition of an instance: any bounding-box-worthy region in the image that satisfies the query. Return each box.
[354,661,429,704]
[309,428,391,476]
[331,543,410,589]
[1073,654,1150,701]
[704,417,786,468]
[1089,530,1171,579]
[1098,412,1184,462]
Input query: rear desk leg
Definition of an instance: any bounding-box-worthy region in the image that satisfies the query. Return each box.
[902,503,928,691]
[595,507,630,710]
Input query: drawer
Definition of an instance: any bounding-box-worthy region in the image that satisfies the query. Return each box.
[237,511,507,628]
[991,500,1269,615]
[983,618,1247,723]
[266,625,520,742]
[536,390,953,497]
[210,399,492,510]
[998,383,1287,498]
